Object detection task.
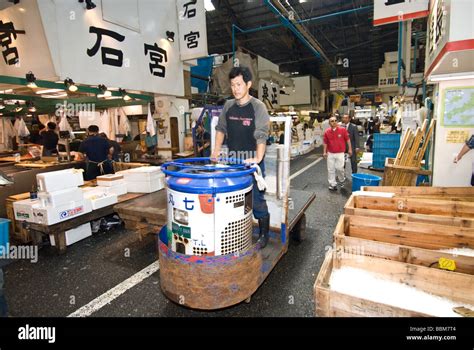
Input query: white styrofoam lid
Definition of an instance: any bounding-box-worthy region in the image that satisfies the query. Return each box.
[126,166,162,173]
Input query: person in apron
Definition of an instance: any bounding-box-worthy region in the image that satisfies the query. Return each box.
[77,125,114,180]
[40,122,59,157]
[211,65,271,249]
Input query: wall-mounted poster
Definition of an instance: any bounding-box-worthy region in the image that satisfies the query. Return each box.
[441,87,474,127]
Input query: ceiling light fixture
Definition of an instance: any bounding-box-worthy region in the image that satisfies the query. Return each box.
[166,31,175,42]
[98,84,112,97]
[64,78,78,92]
[26,71,37,88]
[119,88,131,101]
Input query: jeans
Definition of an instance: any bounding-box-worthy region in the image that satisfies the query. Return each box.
[252,161,269,219]
[0,268,7,317]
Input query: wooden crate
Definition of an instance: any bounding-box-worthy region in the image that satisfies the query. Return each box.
[314,251,474,317]
[334,215,474,275]
[345,194,474,218]
[362,186,474,202]
[5,193,33,243]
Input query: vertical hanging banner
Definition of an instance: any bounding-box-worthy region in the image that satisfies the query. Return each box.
[177,0,208,61]
[258,79,279,109]
[373,0,429,26]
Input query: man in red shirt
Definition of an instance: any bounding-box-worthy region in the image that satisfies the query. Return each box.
[323,116,352,191]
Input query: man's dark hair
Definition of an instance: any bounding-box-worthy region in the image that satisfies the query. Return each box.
[47,122,57,130]
[229,66,252,83]
[88,125,99,133]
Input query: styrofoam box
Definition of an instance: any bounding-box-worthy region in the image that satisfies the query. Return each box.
[13,199,41,223]
[50,223,92,247]
[38,187,84,207]
[83,193,118,210]
[117,166,163,182]
[97,178,126,187]
[126,179,164,193]
[33,200,90,226]
[82,187,107,197]
[96,174,125,187]
[100,183,127,196]
[37,169,84,192]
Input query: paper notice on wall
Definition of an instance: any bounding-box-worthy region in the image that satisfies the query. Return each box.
[446,130,470,143]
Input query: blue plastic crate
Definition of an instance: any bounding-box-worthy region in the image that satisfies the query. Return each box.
[0,218,10,255]
[373,133,401,149]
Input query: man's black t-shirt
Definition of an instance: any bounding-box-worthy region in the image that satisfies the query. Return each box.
[41,130,59,151]
[78,135,110,162]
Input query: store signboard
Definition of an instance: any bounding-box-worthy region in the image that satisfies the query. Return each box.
[176,0,208,61]
[0,0,56,79]
[373,0,429,26]
[36,0,186,96]
[258,79,279,109]
[329,77,348,91]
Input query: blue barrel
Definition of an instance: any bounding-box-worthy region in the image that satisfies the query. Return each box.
[0,218,10,255]
[352,173,382,192]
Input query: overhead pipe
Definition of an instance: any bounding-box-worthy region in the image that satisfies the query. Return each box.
[232,3,372,68]
[398,21,403,87]
[264,0,325,64]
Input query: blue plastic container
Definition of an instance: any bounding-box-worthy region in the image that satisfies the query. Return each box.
[352,173,382,192]
[372,133,401,169]
[0,218,10,255]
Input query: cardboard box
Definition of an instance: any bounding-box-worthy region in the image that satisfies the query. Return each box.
[36,169,84,192]
[33,200,90,226]
[38,188,84,207]
[13,199,42,223]
[50,223,92,246]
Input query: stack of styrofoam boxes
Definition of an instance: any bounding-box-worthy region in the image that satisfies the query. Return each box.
[82,187,118,210]
[50,223,92,247]
[33,168,91,225]
[13,198,42,224]
[117,166,165,193]
[96,174,127,196]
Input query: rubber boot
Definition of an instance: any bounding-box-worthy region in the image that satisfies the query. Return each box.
[257,215,270,249]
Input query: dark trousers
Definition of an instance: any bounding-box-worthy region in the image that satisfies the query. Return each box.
[252,161,269,220]
[349,153,357,174]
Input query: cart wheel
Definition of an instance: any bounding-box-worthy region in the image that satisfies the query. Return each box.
[244,296,251,304]
[291,214,306,242]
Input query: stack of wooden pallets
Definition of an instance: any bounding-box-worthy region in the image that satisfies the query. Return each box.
[383,119,435,186]
[314,186,474,317]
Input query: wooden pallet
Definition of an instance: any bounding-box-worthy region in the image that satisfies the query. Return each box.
[384,119,435,186]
